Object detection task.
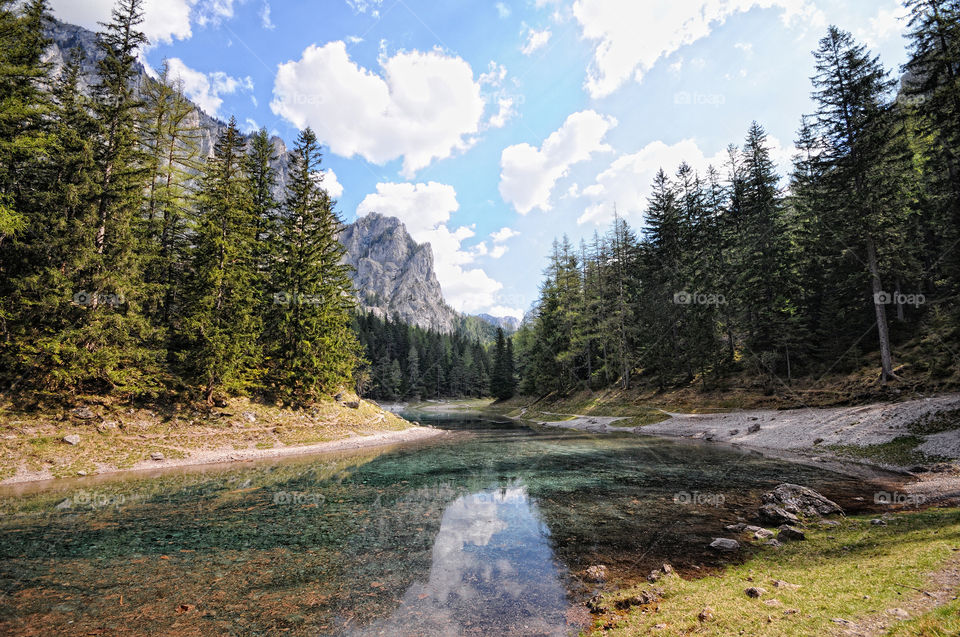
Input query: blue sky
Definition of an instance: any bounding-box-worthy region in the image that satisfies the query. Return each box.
[52,0,913,319]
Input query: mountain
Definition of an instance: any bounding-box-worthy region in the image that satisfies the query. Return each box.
[43,18,459,334]
[475,313,520,333]
[340,214,458,332]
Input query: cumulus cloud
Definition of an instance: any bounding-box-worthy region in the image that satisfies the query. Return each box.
[571,0,823,98]
[499,110,617,214]
[856,1,907,48]
[521,27,552,55]
[166,58,253,118]
[576,135,791,226]
[48,0,196,46]
[319,169,344,199]
[356,182,517,315]
[271,42,486,177]
[490,227,519,242]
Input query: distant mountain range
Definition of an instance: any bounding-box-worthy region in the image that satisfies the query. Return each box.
[44,18,518,337]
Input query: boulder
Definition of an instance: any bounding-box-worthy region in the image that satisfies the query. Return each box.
[344,401,361,409]
[761,483,843,518]
[585,565,608,582]
[777,525,806,541]
[745,586,767,598]
[747,423,761,434]
[63,434,80,445]
[709,538,740,552]
[759,504,801,526]
[753,528,775,540]
[150,451,165,461]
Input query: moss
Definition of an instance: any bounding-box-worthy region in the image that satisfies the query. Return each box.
[826,436,949,467]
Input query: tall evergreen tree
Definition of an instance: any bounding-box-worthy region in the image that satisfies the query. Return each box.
[266,128,359,402]
[182,118,261,403]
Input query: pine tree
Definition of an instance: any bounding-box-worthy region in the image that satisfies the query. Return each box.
[808,26,907,383]
[490,327,514,400]
[266,128,359,403]
[182,118,261,403]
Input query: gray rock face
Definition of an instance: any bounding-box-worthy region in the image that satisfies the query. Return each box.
[341,213,458,332]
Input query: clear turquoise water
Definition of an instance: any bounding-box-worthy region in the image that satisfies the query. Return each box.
[0,413,882,636]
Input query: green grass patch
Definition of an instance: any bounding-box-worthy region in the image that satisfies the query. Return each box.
[888,598,960,636]
[591,509,960,636]
[826,436,949,467]
[908,409,960,436]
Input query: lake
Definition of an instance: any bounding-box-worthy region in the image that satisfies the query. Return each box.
[0,410,886,635]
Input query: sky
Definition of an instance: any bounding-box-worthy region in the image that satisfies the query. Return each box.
[51,0,914,320]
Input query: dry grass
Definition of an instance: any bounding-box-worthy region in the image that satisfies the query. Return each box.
[0,394,411,481]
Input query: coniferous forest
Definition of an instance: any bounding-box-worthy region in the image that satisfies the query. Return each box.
[514,13,960,397]
[0,0,364,405]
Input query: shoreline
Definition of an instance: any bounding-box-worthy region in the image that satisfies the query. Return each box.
[0,425,446,487]
[510,396,960,504]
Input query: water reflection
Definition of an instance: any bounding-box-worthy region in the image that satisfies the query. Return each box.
[354,484,575,636]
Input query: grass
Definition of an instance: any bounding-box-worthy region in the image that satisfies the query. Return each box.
[0,394,413,481]
[888,598,960,636]
[604,410,670,427]
[908,409,960,436]
[826,436,950,467]
[588,508,960,636]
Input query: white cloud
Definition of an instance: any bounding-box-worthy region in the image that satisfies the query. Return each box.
[734,41,754,56]
[356,182,509,314]
[490,245,508,259]
[196,0,237,27]
[521,27,552,55]
[571,0,823,98]
[496,2,511,18]
[490,227,519,243]
[48,0,196,46]
[487,97,516,128]
[271,42,486,178]
[260,2,275,29]
[577,134,792,225]
[856,1,907,48]
[499,110,617,214]
[486,305,524,320]
[166,58,253,118]
[346,0,382,16]
[320,169,344,199]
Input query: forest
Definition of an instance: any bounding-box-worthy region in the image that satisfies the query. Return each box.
[0,0,362,405]
[515,13,960,397]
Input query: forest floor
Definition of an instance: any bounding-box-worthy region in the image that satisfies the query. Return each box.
[0,395,442,485]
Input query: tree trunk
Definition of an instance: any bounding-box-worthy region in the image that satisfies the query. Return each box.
[866,235,894,383]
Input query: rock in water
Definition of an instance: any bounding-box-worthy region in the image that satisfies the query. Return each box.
[761,484,843,517]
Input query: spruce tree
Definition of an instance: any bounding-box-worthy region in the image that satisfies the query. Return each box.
[266,128,359,403]
[183,118,261,403]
